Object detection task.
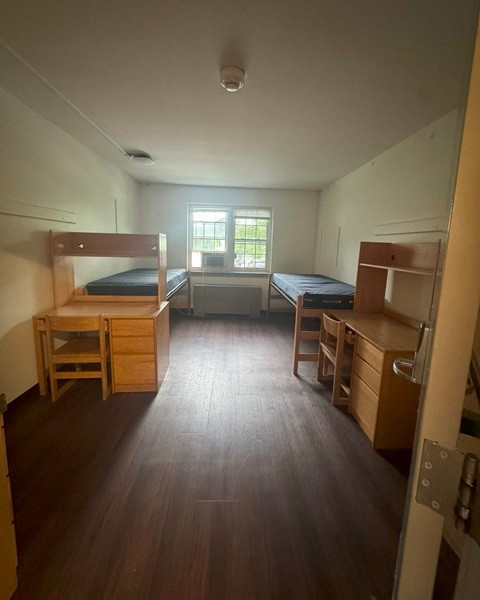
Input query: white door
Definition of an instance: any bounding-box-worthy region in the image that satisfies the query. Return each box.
[394,17,480,600]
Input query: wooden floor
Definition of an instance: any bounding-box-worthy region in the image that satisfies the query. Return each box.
[5,315,410,600]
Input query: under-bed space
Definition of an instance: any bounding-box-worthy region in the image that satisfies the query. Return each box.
[267,272,354,374]
[86,267,189,301]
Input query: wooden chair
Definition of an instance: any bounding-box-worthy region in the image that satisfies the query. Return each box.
[317,313,354,406]
[45,315,110,401]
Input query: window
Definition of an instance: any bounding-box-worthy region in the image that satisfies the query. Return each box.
[189,206,272,271]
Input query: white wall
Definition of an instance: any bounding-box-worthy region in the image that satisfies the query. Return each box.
[140,183,319,307]
[0,88,141,402]
[314,110,460,320]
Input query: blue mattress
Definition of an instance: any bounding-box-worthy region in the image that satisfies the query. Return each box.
[86,268,188,298]
[271,273,354,309]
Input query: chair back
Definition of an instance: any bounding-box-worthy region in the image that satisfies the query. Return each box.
[322,313,341,339]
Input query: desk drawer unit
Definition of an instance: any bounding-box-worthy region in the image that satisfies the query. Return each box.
[350,337,420,449]
[110,318,157,393]
[350,375,378,442]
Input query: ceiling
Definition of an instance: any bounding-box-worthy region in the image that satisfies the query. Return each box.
[0,0,477,190]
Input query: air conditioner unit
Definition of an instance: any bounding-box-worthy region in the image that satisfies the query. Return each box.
[202,252,225,268]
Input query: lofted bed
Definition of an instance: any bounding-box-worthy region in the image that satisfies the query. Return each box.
[33,231,173,396]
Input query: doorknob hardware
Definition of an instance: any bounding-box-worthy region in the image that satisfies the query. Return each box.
[393,358,416,382]
[416,439,480,546]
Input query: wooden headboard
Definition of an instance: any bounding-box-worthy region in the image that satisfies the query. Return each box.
[50,231,167,307]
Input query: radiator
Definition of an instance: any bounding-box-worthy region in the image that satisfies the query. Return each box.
[193,284,262,317]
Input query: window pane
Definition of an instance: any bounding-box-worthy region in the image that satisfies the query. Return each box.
[244,222,257,239]
[256,221,268,239]
[215,222,226,238]
[203,240,215,251]
[214,239,226,251]
[235,223,245,239]
[193,222,204,237]
[204,223,215,238]
[191,251,202,268]
[255,243,266,258]
[192,238,204,251]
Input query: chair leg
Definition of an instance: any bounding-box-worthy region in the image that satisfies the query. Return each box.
[100,356,109,400]
[332,363,342,405]
[332,346,347,406]
[49,364,58,402]
[317,346,324,380]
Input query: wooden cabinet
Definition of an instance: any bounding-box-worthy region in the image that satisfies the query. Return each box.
[110,304,169,393]
[0,409,17,600]
[350,336,420,449]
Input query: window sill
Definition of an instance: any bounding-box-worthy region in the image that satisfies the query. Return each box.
[189,271,270,277]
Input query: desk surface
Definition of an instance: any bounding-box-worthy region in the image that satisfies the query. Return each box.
[328,310,419,353]
[34,301,167,320]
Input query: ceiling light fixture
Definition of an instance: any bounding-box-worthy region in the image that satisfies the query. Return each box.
[220,66,245,92]
[127,152,155,166]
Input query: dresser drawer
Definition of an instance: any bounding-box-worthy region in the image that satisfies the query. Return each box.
[350,374,379,442]
[113,355,156,385]
[355,337,383,373]
[354,355,381,396]
[111,319,154,338]
[111,336,155,355]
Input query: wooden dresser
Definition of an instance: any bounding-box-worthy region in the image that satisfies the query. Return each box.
[0,399,17,600]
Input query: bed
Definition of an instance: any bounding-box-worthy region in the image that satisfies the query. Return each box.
[86,268,189,300]
[85,268,190,310]
[267,272,355,374]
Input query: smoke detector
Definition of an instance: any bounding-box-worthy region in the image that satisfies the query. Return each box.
[127,152,155,166]
[220,66,245,92]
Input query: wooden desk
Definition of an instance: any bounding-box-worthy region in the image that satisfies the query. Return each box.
[33,301,169,396]
[329,310,420,449]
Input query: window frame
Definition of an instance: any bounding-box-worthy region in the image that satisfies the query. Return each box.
[188,204,273,273]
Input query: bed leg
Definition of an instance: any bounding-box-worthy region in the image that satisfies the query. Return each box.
[266,274,272,319]
[293,296,303,375]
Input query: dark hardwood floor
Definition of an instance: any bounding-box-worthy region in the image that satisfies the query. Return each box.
[5,314,410,600]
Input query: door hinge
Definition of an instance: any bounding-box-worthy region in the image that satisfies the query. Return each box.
[416,439,480,547]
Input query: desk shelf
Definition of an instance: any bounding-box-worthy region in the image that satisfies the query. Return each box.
[358,262,435,276]
[354,241,442,313]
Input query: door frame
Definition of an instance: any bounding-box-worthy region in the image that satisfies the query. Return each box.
[394,16,480,600]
